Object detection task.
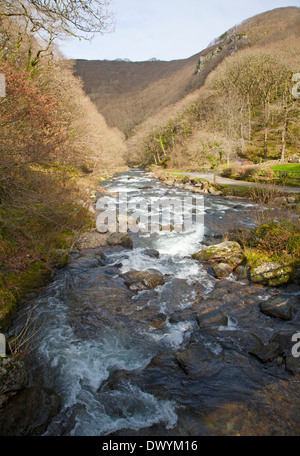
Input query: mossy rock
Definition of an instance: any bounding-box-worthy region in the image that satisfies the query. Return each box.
[192,241,243,264]
[250,262,292,286]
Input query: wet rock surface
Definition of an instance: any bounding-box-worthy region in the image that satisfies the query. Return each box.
[3,169,300,436]
[250,263,292,286]
[107,232,133,249]
[258,296,296,320]
[123,270,165,291]
[0,357,28,395]
[0,387,61,436]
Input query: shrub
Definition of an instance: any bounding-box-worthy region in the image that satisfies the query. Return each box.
[239,166,260,180]
[264,169,275,179]
[221,165,240,178]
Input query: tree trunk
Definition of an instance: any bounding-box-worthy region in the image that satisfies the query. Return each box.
[263,100,269,160]
[281,105,288,163]
[240,107,245,153]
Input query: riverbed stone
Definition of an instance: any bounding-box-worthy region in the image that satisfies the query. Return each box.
[142,248,160,258]
[0,356,28,394]
[196,307,228,328]
[175,345,224,379]
[123,270,165,291]
[212,262,233,279]
[107,232,133,249]
[249,342,282,363]
[270,330,299,356]
[258,296,295,320]
[192,241,243,265]
[233,265,249,279]
[285,356,300,375]
[0,386,61,435]
[250,263,291,286]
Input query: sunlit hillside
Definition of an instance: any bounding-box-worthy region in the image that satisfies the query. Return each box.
[74,6,300,145]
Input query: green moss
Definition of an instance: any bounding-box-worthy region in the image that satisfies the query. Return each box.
[244,247,273,268]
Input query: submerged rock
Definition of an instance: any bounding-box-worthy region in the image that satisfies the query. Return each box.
[123,270,165,291]
[258,296,295,320]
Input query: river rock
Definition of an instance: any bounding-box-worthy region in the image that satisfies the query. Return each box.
[123,270,165,291]
[192,241,243,267]
[0,356,28,394]
[285,356,300,375]
[249,342,282,363]
[196,307,228,328]
[233,265,249,279]
[0,387,61,436]
[142,249,160,258]
[175,345,224,379]
[270,330,299,355]
[107,232,133,249]
[250,263,291,286]
[258,296,295,320]
[212,262,233,278]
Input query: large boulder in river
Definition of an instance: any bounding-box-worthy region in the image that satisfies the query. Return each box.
[0,356,28,395]
[250,262,291,286]
[175,345,225,379]
[258,296,295,320]
[142,248,160,258]
[192,241,244,268]
[0,386,61,435]
[107,232,133,249]
[123,270,165,291]
[212,262,233,279]
[196,307,228,328]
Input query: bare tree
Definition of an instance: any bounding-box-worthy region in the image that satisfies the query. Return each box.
[0,1,115,39]
[0,0,115,68]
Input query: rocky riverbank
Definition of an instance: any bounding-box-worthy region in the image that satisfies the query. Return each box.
[1,169,299,436]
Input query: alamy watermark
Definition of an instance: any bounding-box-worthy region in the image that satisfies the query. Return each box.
[292,73,300,99]
[291,332,300,358]
[0,333,6,357]
[0,74,6,97]
[96,193,204,235]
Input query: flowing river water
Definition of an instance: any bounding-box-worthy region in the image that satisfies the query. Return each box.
[7,169,300,436]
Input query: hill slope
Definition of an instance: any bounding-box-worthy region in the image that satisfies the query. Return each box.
[74,7,300,139]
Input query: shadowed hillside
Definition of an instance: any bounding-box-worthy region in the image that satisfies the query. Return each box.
[74,7,300,140]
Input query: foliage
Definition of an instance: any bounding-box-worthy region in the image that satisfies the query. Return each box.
[0,4,127,327]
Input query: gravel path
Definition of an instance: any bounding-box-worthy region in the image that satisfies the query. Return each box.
[174,172,300,194]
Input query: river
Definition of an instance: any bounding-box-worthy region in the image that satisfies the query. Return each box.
[7,169,300,436]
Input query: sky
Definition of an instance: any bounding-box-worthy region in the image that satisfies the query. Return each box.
[58,0,300,62]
